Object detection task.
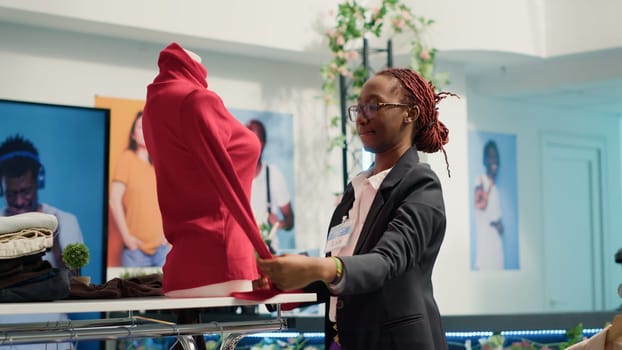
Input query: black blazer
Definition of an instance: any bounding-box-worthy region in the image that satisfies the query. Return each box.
[309,148,448,350]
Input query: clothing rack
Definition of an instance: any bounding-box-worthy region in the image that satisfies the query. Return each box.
[0,293,316,349]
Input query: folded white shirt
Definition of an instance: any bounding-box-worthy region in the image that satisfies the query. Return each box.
[0,212,58,259]
[0,212,58,234]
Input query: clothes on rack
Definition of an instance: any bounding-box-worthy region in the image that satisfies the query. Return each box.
[0,212,57,259]
[0,260,70,302]
[69,273,163,299]
[0,213,70,302]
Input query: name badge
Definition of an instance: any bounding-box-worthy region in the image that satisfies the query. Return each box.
[325,219,353,253]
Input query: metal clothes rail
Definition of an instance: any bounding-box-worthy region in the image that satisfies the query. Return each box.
[0,293,316,350]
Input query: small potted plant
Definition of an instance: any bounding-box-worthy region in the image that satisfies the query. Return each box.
[61,242,91,284]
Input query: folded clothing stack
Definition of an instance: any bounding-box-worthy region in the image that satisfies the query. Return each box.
[0,212,57,259]
[69,273,163,299]
[0,212,70,302]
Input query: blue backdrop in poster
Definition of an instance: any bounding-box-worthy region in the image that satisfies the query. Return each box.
[468,130,520,270]
[0,99,109,284]
[230,108,296,250]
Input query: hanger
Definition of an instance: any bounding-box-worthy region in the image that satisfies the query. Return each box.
[606,314,622,344]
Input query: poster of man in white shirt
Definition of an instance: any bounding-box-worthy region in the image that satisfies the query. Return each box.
[469,131,519,271]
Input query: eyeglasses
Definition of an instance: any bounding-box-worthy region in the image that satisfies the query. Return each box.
[347,102,412,122]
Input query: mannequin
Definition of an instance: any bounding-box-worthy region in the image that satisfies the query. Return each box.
[173,48,248,297]
[143,43,272,298]
[165,280,252,298]
[183,48,202,63]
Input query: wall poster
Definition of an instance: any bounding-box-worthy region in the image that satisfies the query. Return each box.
[231,108,296,253]
[468,130,520,271]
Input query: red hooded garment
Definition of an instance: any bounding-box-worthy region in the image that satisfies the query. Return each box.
[143,42,272,294]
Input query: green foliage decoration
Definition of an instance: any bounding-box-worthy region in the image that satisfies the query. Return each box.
[320,0,449,175]
[457,323,587,349]
[321,0,449,107]
[61,242,90,271]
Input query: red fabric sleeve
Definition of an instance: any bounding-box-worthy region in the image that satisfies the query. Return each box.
[179,90,272,259]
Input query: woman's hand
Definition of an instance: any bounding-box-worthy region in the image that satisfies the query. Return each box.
[122,234,142,250]
[257,254,334,291]
[267,213,281,228]
[252,275,271,291]
[474,185,488,210]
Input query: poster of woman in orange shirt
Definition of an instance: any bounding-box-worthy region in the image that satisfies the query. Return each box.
[95,96,168,274]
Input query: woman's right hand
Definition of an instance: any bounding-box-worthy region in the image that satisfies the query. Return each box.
[122,234,142,250]
[257,254,335,291]
[474,186,488,210]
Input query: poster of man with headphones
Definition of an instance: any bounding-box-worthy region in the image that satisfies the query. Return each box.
[0,99,108,283]
[0,135,84,269]
[0,99,109,350]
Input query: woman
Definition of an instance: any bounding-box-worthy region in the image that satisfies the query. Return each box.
[258,68,456,349]
[109,111,168,267]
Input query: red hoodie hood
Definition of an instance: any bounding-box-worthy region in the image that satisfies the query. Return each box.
[153,42,208,89]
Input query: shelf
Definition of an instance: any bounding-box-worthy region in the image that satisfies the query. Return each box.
[0,293,315,315]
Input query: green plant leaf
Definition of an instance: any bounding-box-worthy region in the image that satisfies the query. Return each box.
[321,0,451,159]
[61,242,90,270]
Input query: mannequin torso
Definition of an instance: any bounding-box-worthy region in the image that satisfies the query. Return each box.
[165,279,252,297]
[146,44,258,298]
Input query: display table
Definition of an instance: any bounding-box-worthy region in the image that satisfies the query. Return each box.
[0,293,317,350]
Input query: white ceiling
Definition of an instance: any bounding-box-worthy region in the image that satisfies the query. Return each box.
[507,79,622,116]
[1,6,621,118]
[449,49,622,117]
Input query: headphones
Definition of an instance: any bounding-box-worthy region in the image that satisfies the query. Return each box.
[0,151,46,196]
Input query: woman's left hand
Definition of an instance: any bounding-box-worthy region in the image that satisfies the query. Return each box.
[257,254,324,291]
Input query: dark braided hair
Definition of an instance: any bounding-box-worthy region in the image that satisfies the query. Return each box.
[378,68,458,177]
